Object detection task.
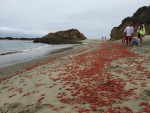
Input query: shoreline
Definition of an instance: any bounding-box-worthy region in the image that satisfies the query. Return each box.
[0,37,149,113]
[0,43,80,69]
[0,44,83,79]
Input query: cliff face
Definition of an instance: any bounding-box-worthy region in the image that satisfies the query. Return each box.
[110,6,150,40]
[33,29,86,44]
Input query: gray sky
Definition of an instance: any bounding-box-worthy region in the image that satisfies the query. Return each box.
[0,0,149,39]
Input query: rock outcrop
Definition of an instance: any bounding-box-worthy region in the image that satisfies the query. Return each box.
[110,6,150,40]
[33,29,86,44]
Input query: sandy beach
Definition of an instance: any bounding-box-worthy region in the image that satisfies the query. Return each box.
[0,36,150,113]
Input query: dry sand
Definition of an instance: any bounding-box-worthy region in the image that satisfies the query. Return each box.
[0,36,149,113]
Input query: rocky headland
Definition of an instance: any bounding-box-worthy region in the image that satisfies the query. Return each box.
[33,29,86,44]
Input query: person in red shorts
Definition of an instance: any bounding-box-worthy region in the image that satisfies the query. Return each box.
[124,23,134,46]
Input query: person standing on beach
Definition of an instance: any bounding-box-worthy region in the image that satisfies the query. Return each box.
[137,21,145,45]
[124,23,134,46]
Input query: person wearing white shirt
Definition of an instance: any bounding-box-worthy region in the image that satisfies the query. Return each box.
[124,23,134,46]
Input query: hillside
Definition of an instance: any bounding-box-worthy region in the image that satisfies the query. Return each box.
[110,6,150,40]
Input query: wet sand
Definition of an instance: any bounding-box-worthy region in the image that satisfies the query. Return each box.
[0,46,77,78]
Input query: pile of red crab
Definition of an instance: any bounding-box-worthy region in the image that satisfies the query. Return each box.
[54,43,150,113]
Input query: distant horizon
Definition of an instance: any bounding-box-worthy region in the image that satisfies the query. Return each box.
[0,36,35,39]
[0,36,39,39]
[0,29,109,39]
[0,27,109,39]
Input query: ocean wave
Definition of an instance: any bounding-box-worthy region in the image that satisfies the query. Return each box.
[21,45,51,51]
[21,49,31,52]
[0,51,22,56]
[32,45,51,50]
[0,45,51,56]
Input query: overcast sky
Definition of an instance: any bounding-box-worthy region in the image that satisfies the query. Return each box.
[0,0,149,39]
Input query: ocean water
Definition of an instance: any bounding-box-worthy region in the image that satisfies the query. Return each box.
[0,40,48,55]
[0,40,76,68]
